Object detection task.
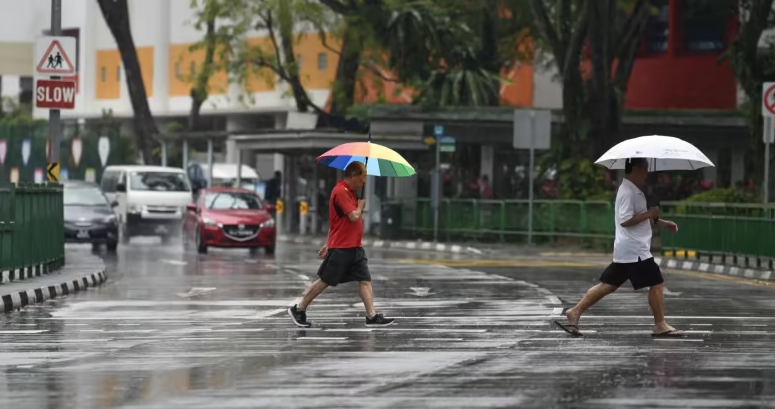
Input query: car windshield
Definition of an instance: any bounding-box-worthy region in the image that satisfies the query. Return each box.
[205,192,263,210]
[64,187,108,206]
[129,171,190,192]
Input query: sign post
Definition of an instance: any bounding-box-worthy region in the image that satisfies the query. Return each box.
[762,83,775,203]
[35,0,76,184]
[431,125,444,242]
[513,109,552,245]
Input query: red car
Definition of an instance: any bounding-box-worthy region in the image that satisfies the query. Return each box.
[182,187,276,255]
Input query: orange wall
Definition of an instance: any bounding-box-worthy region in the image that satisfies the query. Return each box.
[95,47,154,100]
[168,43,228,97]
[137,47,154,97]
[293,33,339,90]
[244,38,277,92]
[95,50,121,100]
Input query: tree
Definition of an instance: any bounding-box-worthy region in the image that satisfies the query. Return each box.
[96,0,157,164]
[187,0,231,131]
[320,0,517,108]
[720,0,775,186]
[413,0,534,107]
[529,0,654,198]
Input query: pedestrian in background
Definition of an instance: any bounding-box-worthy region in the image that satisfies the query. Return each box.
[288,161,395,328]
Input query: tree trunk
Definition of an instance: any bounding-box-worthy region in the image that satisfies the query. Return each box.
[479,0,501,106]
[189,17,217,131]
[329,22,362,115]
[96,0,157,165]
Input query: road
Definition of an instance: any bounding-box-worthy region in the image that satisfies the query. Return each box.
[2,240,775,408]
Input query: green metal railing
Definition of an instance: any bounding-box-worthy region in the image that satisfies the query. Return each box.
[0,183,65,273]
[389,198,775,259]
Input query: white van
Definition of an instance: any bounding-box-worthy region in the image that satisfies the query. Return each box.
[101,165,192,243]
[187,162,261,191]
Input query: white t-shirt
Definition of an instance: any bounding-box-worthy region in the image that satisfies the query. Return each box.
[613,178,653,263]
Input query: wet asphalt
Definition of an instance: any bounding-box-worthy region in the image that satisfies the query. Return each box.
[1,239,775,409]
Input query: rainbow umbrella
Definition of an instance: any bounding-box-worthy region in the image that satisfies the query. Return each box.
[317,141,416,177]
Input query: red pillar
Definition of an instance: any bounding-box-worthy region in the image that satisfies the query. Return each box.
[668,0,682,56]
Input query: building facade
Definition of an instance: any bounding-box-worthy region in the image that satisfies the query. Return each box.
[0,0,748,189]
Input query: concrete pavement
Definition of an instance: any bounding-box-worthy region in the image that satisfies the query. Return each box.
[2,240,775,408]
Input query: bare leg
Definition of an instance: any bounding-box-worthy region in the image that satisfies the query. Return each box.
[565,283,618,326]
[648,284,675,333]
[359,281,375,317]
[299,279,329,309]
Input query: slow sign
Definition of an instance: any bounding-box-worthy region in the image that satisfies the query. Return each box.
[35,79,76,109]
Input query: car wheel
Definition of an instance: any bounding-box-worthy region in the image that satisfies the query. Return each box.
[195,229,208,254]
[265,245,275,255]
[106,241,118,252]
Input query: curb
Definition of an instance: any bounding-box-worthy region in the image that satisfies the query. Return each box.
[654,256,773,282]
[1,257,65,284]
[279,235,775,283]
[278,235,485,255]
[1,268,108,314]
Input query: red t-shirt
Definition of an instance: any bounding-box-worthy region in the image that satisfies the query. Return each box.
[327,180,363,248]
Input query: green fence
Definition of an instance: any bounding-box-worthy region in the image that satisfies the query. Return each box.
[392,198,615,248]
[0,183,65,274]
[390,198,775,258]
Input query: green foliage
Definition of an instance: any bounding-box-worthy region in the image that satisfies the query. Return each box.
[586,190,616,202]
[556,158,607,200]
[683,188,759,204]
[185,0,534,116]
[0,98,43,128]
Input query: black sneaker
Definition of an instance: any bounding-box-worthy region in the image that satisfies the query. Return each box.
[365,313,395,327]
[288,305,312,328]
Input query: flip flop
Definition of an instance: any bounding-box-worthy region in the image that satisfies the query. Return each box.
[553,320,583,337]
[651,330,684,338]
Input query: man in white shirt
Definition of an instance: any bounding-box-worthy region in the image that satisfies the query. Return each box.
[554,158,682,337]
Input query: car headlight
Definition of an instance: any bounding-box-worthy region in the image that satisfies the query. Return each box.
[202,217,220,227]
[102,215,117,225]
[261,218,275,227]
[128,204,141,214]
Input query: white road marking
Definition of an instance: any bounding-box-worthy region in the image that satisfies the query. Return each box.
[653,338,704,342]
[159,259,188,266]
[413,338,465,341]
[0,330,48,334]
[296,337,348,340]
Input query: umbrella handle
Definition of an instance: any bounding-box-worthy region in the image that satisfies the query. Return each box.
[360,156,368,199]
[360,132,371,200]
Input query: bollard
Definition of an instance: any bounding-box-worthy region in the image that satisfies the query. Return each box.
[299,201,308,236]
[275,199,284,235]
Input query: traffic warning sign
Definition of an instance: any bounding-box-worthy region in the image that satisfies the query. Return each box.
[35,36,76,76]
[47,162,60,183]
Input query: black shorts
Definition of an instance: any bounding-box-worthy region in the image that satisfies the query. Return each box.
[599,257,664,290]
[317,247,371,287]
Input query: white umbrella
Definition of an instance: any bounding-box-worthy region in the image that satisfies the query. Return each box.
[595,135,715,171]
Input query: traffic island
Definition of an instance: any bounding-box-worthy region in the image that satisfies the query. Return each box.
[1,251,107,313]
[1,183,108,313]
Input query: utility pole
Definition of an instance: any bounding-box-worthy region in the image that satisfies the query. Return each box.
[48,0,62,170]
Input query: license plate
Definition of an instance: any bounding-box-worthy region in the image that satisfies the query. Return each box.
[77,230,89,239]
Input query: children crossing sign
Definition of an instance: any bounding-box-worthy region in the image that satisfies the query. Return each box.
[34,36,76,75]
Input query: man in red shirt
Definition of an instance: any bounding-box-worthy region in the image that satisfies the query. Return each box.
[288,161,395,328]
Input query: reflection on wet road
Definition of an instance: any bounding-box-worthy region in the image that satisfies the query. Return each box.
[2,241,775,408]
